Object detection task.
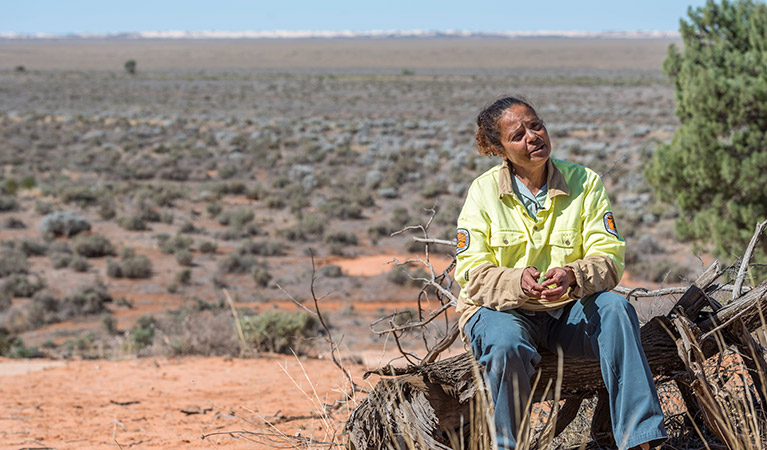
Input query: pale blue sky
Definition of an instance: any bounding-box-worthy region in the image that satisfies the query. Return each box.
[4,0,710,35]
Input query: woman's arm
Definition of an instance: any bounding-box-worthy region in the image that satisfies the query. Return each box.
[564,174,626,298]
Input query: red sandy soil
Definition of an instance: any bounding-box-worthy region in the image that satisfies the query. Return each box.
[0,355,376,449]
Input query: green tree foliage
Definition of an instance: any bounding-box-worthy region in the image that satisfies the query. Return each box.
[646,0,767,259]
[124,59,137,75]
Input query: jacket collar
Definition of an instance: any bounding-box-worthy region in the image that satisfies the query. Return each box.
[498,158,570,199]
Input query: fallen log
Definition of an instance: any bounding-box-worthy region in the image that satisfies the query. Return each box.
[345,273,767,450]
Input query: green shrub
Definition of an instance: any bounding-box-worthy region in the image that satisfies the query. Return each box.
[124,59,137,75]
[131,315,156,349]
[318,265,343,278]
[323,230,358,246]
[198,241,218,254]
[17,240,48,257]
[60,281,112,318]
[69,255,91,272]
[175,249,194,267]
[72,234,116,257]
[0,196,19,212]
[206,202,223,218]
[237,239,285,257]
[217,208,254,227]
[217,253,257,274]
[240,311,318,354]
[159,234,192,254]
[50,252,73,269]
[175,268,192,285]
[277,216,325,241]
[0,248,28,277]
[98,200,117,220]
[0,292,11,312]
[60,185,101,206]
[117,215,149,231]
[4,217,26,229]
[2,274,45,297]
[251,262,272,287]
[107,248,153,279]
[39,211,91,237]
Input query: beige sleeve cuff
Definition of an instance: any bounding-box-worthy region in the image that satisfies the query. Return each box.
[565,254,621,298]
[464,263,528,311]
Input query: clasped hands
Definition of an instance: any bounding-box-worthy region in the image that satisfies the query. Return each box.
[521,266,575,300]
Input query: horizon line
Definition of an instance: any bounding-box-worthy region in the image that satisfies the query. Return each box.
[0,29,681,40]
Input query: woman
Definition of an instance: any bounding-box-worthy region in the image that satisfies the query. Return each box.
[455,96,666,450]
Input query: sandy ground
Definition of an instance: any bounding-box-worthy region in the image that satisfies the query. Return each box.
[0,355,376,449]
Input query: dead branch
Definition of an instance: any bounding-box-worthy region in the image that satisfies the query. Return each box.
[733,220,767,300]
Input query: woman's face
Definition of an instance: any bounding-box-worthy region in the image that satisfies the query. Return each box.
[495,104,551,174]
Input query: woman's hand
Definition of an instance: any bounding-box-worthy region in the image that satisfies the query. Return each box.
[521,266,546,299]
[538,267,575,300]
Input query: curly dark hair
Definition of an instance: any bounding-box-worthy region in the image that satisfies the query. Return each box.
[476,96,538,156]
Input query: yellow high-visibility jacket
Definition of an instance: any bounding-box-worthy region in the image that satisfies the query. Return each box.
[455,158,625,336]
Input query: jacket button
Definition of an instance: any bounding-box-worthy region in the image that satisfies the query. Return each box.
[565,240,570,245]
[503,239,509,244]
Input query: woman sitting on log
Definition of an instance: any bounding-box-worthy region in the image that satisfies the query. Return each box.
[455,96,667,450]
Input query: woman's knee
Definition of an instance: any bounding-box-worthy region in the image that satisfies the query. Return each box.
[590,292,639,327]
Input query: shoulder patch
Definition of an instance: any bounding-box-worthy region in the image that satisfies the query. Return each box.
[603,212,620,238]
[456,228,470,255]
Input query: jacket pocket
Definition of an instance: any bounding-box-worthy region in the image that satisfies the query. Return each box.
[548,230,582,264]
[489,230,527,267]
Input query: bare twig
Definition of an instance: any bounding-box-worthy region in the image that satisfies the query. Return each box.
[733,220,767,300]
[201,430,342,447]
[307,249,361,400]
[223,289,249,357]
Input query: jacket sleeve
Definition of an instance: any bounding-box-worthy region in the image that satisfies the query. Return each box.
[564,174,625,298]
[456,180,528,311]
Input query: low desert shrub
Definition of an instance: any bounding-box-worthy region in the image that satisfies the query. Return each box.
[60,185,101,206]
[198,241,218,254]
[4,217,26,229]
[0,292,11,312]
[72,234,116,257]
[130,315,156,350]
[277,216,325,241]
[0,196,19,212]
[251,262,272,287]
[117,215,149,231]
[318,265,343,278]
[237,239,285,257]
[175,268,192,285]
[2,274,46,297]
[159,234,192,254]
[175,249,194,267]
[217,208,254,228]
[39,211,91,238]
[69,255,91,272]
[50,251,72,269]
[0,248,28,277]
[107,248,153,279]
[17,240,48,257]
[217,253,257,274]
[240,311,318,355]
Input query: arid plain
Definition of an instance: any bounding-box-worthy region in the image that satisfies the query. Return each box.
[0,37,713,448]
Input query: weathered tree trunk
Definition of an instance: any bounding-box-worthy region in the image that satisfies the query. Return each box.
[345,276,767,450]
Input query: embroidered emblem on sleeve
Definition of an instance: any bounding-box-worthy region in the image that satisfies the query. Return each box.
[603,212,620,238]
[456,228,470,255]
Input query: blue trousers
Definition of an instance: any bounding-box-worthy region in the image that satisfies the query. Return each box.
[465,292,667,450]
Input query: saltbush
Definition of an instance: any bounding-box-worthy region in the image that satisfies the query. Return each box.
[72,234,116,258]
[39,211,91,238]
[0,248,29,277]
[240,311,318,355]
